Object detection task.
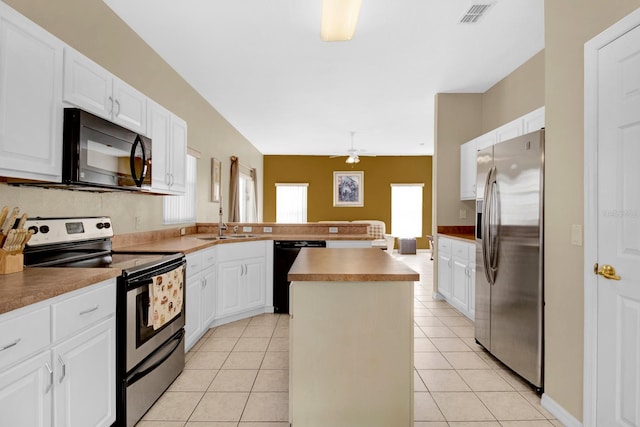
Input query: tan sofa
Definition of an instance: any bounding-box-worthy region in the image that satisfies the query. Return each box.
[320,220,394,250]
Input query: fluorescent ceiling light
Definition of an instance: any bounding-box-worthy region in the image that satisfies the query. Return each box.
[321,0,362,42]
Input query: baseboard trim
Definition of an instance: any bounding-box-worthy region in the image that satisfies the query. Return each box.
[541,393,583,427]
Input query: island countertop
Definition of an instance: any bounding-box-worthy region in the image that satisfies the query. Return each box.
[288,247,419,282]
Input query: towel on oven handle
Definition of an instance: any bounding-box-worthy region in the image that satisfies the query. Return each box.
[147,265,185,330]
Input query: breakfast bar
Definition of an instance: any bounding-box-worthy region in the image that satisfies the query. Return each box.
[287,248,419,427]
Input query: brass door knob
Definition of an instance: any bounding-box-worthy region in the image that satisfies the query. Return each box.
[597,264,621,280]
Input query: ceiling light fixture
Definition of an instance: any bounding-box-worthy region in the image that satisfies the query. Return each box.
[321,0,362,42]
[346,154,360,164]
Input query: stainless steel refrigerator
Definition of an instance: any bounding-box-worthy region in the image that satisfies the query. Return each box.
[475,129,544,391]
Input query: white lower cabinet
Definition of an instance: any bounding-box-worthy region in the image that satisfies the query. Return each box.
[216,241,266,320]
[0,350,52,427]
[437,238,452,299]
[185,247,217,351]
[52,318,115,427]
[437,236,475,320]
[0,279,116,427]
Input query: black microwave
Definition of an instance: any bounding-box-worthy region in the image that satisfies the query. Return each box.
[62,108,152,191]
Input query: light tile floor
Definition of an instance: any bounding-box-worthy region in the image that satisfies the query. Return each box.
[136,249,561,427]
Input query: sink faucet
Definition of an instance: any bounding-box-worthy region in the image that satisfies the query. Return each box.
[233,225,238,234]
[218,206,227,237]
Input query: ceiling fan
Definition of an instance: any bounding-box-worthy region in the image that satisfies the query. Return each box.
[330,131,376,164]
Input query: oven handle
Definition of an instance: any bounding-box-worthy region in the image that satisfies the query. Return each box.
[124,260,186,291]
[125,329,184,386]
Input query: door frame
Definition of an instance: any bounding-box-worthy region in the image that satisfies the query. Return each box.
[583,8,640,427]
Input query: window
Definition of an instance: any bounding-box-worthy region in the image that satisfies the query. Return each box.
[391,184,424,237]
[276,183,308,223]
[163,154,197,224]
[239,170,257,222]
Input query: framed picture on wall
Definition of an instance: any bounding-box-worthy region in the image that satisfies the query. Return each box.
[211,158,221,202]
[333,171,364,207]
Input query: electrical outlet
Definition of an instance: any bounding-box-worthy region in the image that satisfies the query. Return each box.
[329,227,339,233]
[263,226,273,233]
[135,216,142,230]
[459,208,467,219]
[242,226,252,232]
[180,227,186,236]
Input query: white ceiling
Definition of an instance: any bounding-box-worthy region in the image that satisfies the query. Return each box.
[103,0,544,157]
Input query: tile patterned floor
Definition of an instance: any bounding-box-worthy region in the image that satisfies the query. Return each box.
[136,249,561,427]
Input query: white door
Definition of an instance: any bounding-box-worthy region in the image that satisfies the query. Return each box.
[596,22,640,427]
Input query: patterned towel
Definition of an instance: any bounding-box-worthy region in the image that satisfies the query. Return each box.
[148,265,185,330]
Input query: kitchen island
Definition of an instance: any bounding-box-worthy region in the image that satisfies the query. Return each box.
[288,248,418,427]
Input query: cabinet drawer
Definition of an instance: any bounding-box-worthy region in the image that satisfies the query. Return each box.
[437,237,452,252]
[186,252,203,277]
[201,247,217,269]
[0,306,50,370]
[452,241,470,259]
[52,280,116,342]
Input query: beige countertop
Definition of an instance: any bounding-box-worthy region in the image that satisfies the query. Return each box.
[1,232,373,316]
[0,268,121,315]
[116,233,372,254]
[288,248,419,282]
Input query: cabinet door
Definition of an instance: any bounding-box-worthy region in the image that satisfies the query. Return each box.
[148,101,172,192]
[0,350,52,427]
[523,106,545,133]
[53,317,115,427]
[437,252,452,299]
[468,254,476,320]
[169,116,187,193]
[111,78,146,134]
[185,272,203,350]
[201,267,217,328]
[217,262,243,316]
[0,4,63,182]
[460,140,477,200]
[451,257,469,313]
[244,258,266,309]
[495,119,523,143]
[63,47,112,120]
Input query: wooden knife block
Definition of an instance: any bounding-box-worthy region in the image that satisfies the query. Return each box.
[0,250,23,274]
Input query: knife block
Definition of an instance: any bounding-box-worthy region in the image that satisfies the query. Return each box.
[0,250,23,274]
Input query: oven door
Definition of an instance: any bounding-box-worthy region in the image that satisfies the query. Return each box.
[125,258,185,372]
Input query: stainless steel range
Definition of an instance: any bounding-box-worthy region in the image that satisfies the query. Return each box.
[24,217,186,427]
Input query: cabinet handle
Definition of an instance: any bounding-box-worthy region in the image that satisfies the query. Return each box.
[170,173,174,187]
[45,362,53,393]
[79,305,99,315]
[0,338,20,352]
[58,355,66,383]
[202,278,207,288]
[114,99,121,117]
[108,96,114,115]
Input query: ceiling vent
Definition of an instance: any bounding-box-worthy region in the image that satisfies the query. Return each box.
[459,3,493,24]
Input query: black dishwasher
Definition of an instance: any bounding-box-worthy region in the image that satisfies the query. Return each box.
[273,240,326,313]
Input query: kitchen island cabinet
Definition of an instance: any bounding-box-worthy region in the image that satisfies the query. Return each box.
[288,248,418,427]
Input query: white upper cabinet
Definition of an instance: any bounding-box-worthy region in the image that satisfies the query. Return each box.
[63,47,147,135]
[460,139,477,200]
[459,107,545,200]
[0,2,63,182]
[522,106,545,133]
[148,100,187,194]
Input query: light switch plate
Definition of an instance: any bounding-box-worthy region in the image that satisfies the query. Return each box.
[329,227,339,233]
[459,208,467,219]
[263,226,272,233]
[571,224,583,246]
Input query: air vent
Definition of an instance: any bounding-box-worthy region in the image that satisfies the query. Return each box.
[459,3,493,24]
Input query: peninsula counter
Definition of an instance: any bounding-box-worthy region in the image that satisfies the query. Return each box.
[288,248,419,427]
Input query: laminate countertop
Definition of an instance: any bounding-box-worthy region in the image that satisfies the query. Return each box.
[288,248,419,282]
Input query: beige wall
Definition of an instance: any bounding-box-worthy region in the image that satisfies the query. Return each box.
[0,0,262,233]
[433,94,482,229]
[482,50,545,133]
[543,0,639,420]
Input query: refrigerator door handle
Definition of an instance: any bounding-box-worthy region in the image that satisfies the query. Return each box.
[488,175,500,281]
[482,166,496,285]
